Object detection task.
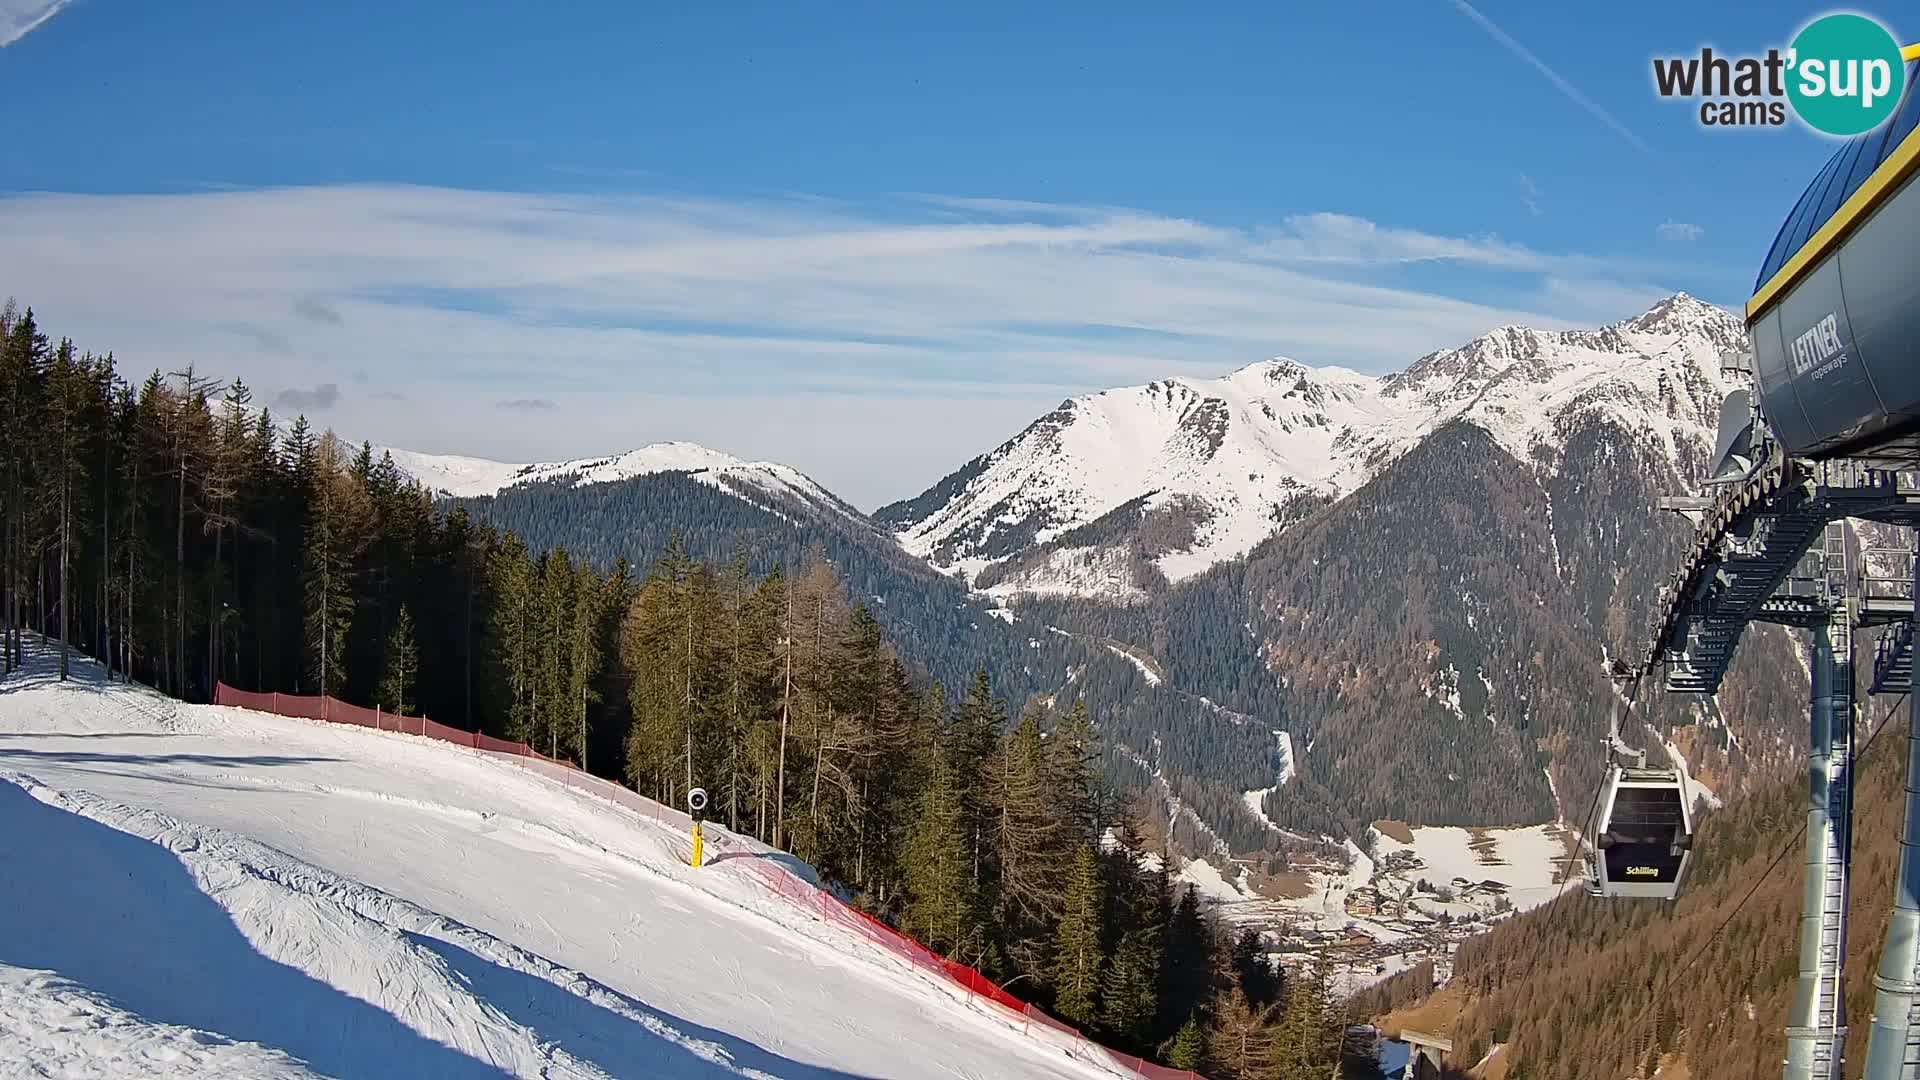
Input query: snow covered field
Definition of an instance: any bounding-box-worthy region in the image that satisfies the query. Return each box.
[0,646,1128,1079]
[1369,823,1573,915]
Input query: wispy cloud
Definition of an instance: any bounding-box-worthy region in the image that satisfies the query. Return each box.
[1252,212,1547,269]
[0,0,71,47]
[497,397,555,412]
[275,383,341,412]
[1519,174,1543,217]
[293,295,345,326]
[1448,0,1653,156]
[1656,220,1705,242]
[0,184,1711,506]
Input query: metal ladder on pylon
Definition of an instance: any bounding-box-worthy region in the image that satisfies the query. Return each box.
[1813,521,1857,1080]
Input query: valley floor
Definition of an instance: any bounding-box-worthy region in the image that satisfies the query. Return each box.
[0,644,1126,1079]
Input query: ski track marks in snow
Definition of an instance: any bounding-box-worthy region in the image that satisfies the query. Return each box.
[0,964,322,1080]
[0,769,782,1080]
[0,650,1127,1080]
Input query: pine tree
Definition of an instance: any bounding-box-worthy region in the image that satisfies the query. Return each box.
[1232,927,1279,1007]
[991,710,1067,977]
[1048,698,1101,843]
[1053,843,1105,1028]
[1101,923,1161,1048]
[377,604,419,715]
[488,531,535,740]
[1161,883,1212,1037]
[1271,957,1335,1080]
[1168,1014,1207,1072]
[954,670,1003,922]
[903,686,975,953]
[303,434,357,699]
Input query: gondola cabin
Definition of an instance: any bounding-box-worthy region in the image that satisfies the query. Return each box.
[1591,765,1695,900]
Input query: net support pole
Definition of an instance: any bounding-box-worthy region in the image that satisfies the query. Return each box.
[1864,536,1920,1080]
[1787,608,1855,1080]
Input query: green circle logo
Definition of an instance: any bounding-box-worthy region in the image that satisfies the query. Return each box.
[1787,14,1907,136]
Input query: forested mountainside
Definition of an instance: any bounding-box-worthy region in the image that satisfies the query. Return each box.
[449,472,1062,712]
[421,294,1812,852]
[1236,412,1804,831]
[447,470,1296,856]
[1356,688,1916,1080]
[0,304,1383,1073]
[1015,414,1805,842]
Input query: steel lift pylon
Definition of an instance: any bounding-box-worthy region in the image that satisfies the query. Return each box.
[1649,402,1920,1079]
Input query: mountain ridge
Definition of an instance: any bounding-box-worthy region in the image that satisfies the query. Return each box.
[880,292,1746,602]
[371,293,1803,863]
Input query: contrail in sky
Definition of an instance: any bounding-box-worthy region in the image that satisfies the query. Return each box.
[1448,0,1655,156]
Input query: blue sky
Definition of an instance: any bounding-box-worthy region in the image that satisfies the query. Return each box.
[0,1,1897,506]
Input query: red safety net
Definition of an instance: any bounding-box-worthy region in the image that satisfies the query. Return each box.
[422,717,474,746]
[211,680,1200,1079]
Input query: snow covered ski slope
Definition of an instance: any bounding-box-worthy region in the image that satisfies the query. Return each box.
[0,646,1131,1079]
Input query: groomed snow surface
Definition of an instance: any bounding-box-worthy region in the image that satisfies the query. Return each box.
[0,644,1130,1079]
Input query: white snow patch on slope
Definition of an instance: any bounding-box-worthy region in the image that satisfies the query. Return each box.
[1665,739,1724,811]
[1105,644,1162,687]
[1242,788,1277,832]
[1175,858,1249,905]
[0,648,1127,1080]
[1241,731,1295,835]
[981,545,1150,604]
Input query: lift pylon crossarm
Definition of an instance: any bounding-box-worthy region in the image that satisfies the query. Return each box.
[1647,462,1920,696]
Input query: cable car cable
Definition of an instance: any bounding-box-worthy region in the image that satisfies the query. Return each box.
[1671,692,1908,981]
[1562,693,1911,1073]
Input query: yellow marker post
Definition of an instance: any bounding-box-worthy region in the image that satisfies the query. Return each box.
[687,786,708,868]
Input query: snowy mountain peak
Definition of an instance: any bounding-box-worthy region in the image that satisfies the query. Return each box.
[382,441,859,522]
[1624,291,1730,335]
[884,294,1744,599]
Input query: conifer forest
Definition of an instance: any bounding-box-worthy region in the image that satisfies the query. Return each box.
[0,304,1376,1078]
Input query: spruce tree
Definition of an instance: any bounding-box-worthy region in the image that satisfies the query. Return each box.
[904,689,975,953]
[377,604,419,715]
[954,669,1002,871]
[1048,698,1101,843]
[991,709,1066,976]
[302,434,356,699]
[484,532,528,737]
[1052,844,1105,1028]
[1168,1014,1206,1072]
[1272,957,1335,1080]
[1232,927,1278,1007]
[1161,883,1212,1037]
[1100,924,1161,1049]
